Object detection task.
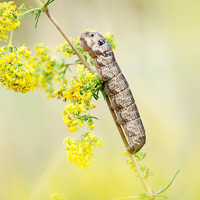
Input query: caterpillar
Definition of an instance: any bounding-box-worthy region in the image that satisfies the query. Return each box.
[80,32,146,154]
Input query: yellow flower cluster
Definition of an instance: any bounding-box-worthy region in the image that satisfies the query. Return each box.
[55,37,85,58]
[0,1,25,42]
[63,132,103,169]
[105,32,117,50]
[51,193,65,200]
[30,43,68,97]
[0,45,37,93]
[54,65,101,133]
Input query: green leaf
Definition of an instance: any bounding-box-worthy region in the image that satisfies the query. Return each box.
[103,76,114,83]
[34,9,42,28]
[46,0,55,6]
[155,194,168,199]
[100,88,107,100]
[158,170,180,194]
[12,13,18,20]
[155,186,163,195]
[154,170,180,198]
[90,116,99,120]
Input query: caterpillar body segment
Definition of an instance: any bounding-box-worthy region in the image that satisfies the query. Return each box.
[80,31,146,154]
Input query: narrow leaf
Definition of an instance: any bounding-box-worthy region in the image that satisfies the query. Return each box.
[158,170,180,195]
[100,88,107,100]
[155,194,168,199]
[154,186,163,195]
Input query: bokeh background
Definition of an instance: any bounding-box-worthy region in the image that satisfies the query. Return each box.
[0,0,200,199]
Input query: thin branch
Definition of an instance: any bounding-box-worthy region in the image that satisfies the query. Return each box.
[66,62,82,67]
[104,99,155,199]
[45,8,93,74]
[44,7,128,148]
[20,8,41,17]
[8,30,14,46]
[105,98,129,148]
[34,0,43,7]
[43,7,154,199]
[129,153,154,199]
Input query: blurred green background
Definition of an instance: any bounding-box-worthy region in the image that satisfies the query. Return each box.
[0,0,200,199]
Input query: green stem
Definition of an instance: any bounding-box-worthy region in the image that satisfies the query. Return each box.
[66,62,82,67]
[129,153,154,199]
[20,8,42,17]
[8,30,14,46]
[44,7,155,199]
[44,8,93,74]
[34,0,44,7]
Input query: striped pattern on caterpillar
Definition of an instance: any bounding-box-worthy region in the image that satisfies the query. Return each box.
[80,32,146,154]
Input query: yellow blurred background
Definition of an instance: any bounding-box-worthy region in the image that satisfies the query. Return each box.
[0,0,200,199]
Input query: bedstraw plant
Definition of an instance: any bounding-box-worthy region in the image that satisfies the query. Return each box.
[0,1,180,199]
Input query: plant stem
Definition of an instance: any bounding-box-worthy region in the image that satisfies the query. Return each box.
[45,8,93,74]
[20,8,42,17]
[129,153,154,199]
[8,30,14,46]
[44,7,154,199]
[105,98,129,148]
[34,0,43,7]
[66,62,82,67]
[107,96,154,198]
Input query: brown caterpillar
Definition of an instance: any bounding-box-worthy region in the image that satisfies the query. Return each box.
[80,32,146,154]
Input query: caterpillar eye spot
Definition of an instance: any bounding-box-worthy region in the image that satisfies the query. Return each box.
[98,39,105,46]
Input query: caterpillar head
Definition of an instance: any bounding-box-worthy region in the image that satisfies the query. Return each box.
[80,31,112,58]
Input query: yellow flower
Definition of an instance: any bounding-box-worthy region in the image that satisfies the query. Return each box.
[63,132,102,169]
[57,65,101,133]
[77,64,84,72]
[0,45,37,93]
[0,1,24,42]
[104,32,117,50]
[89,123,95,130]
[97,139,103,147]
[31,43,68,97]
